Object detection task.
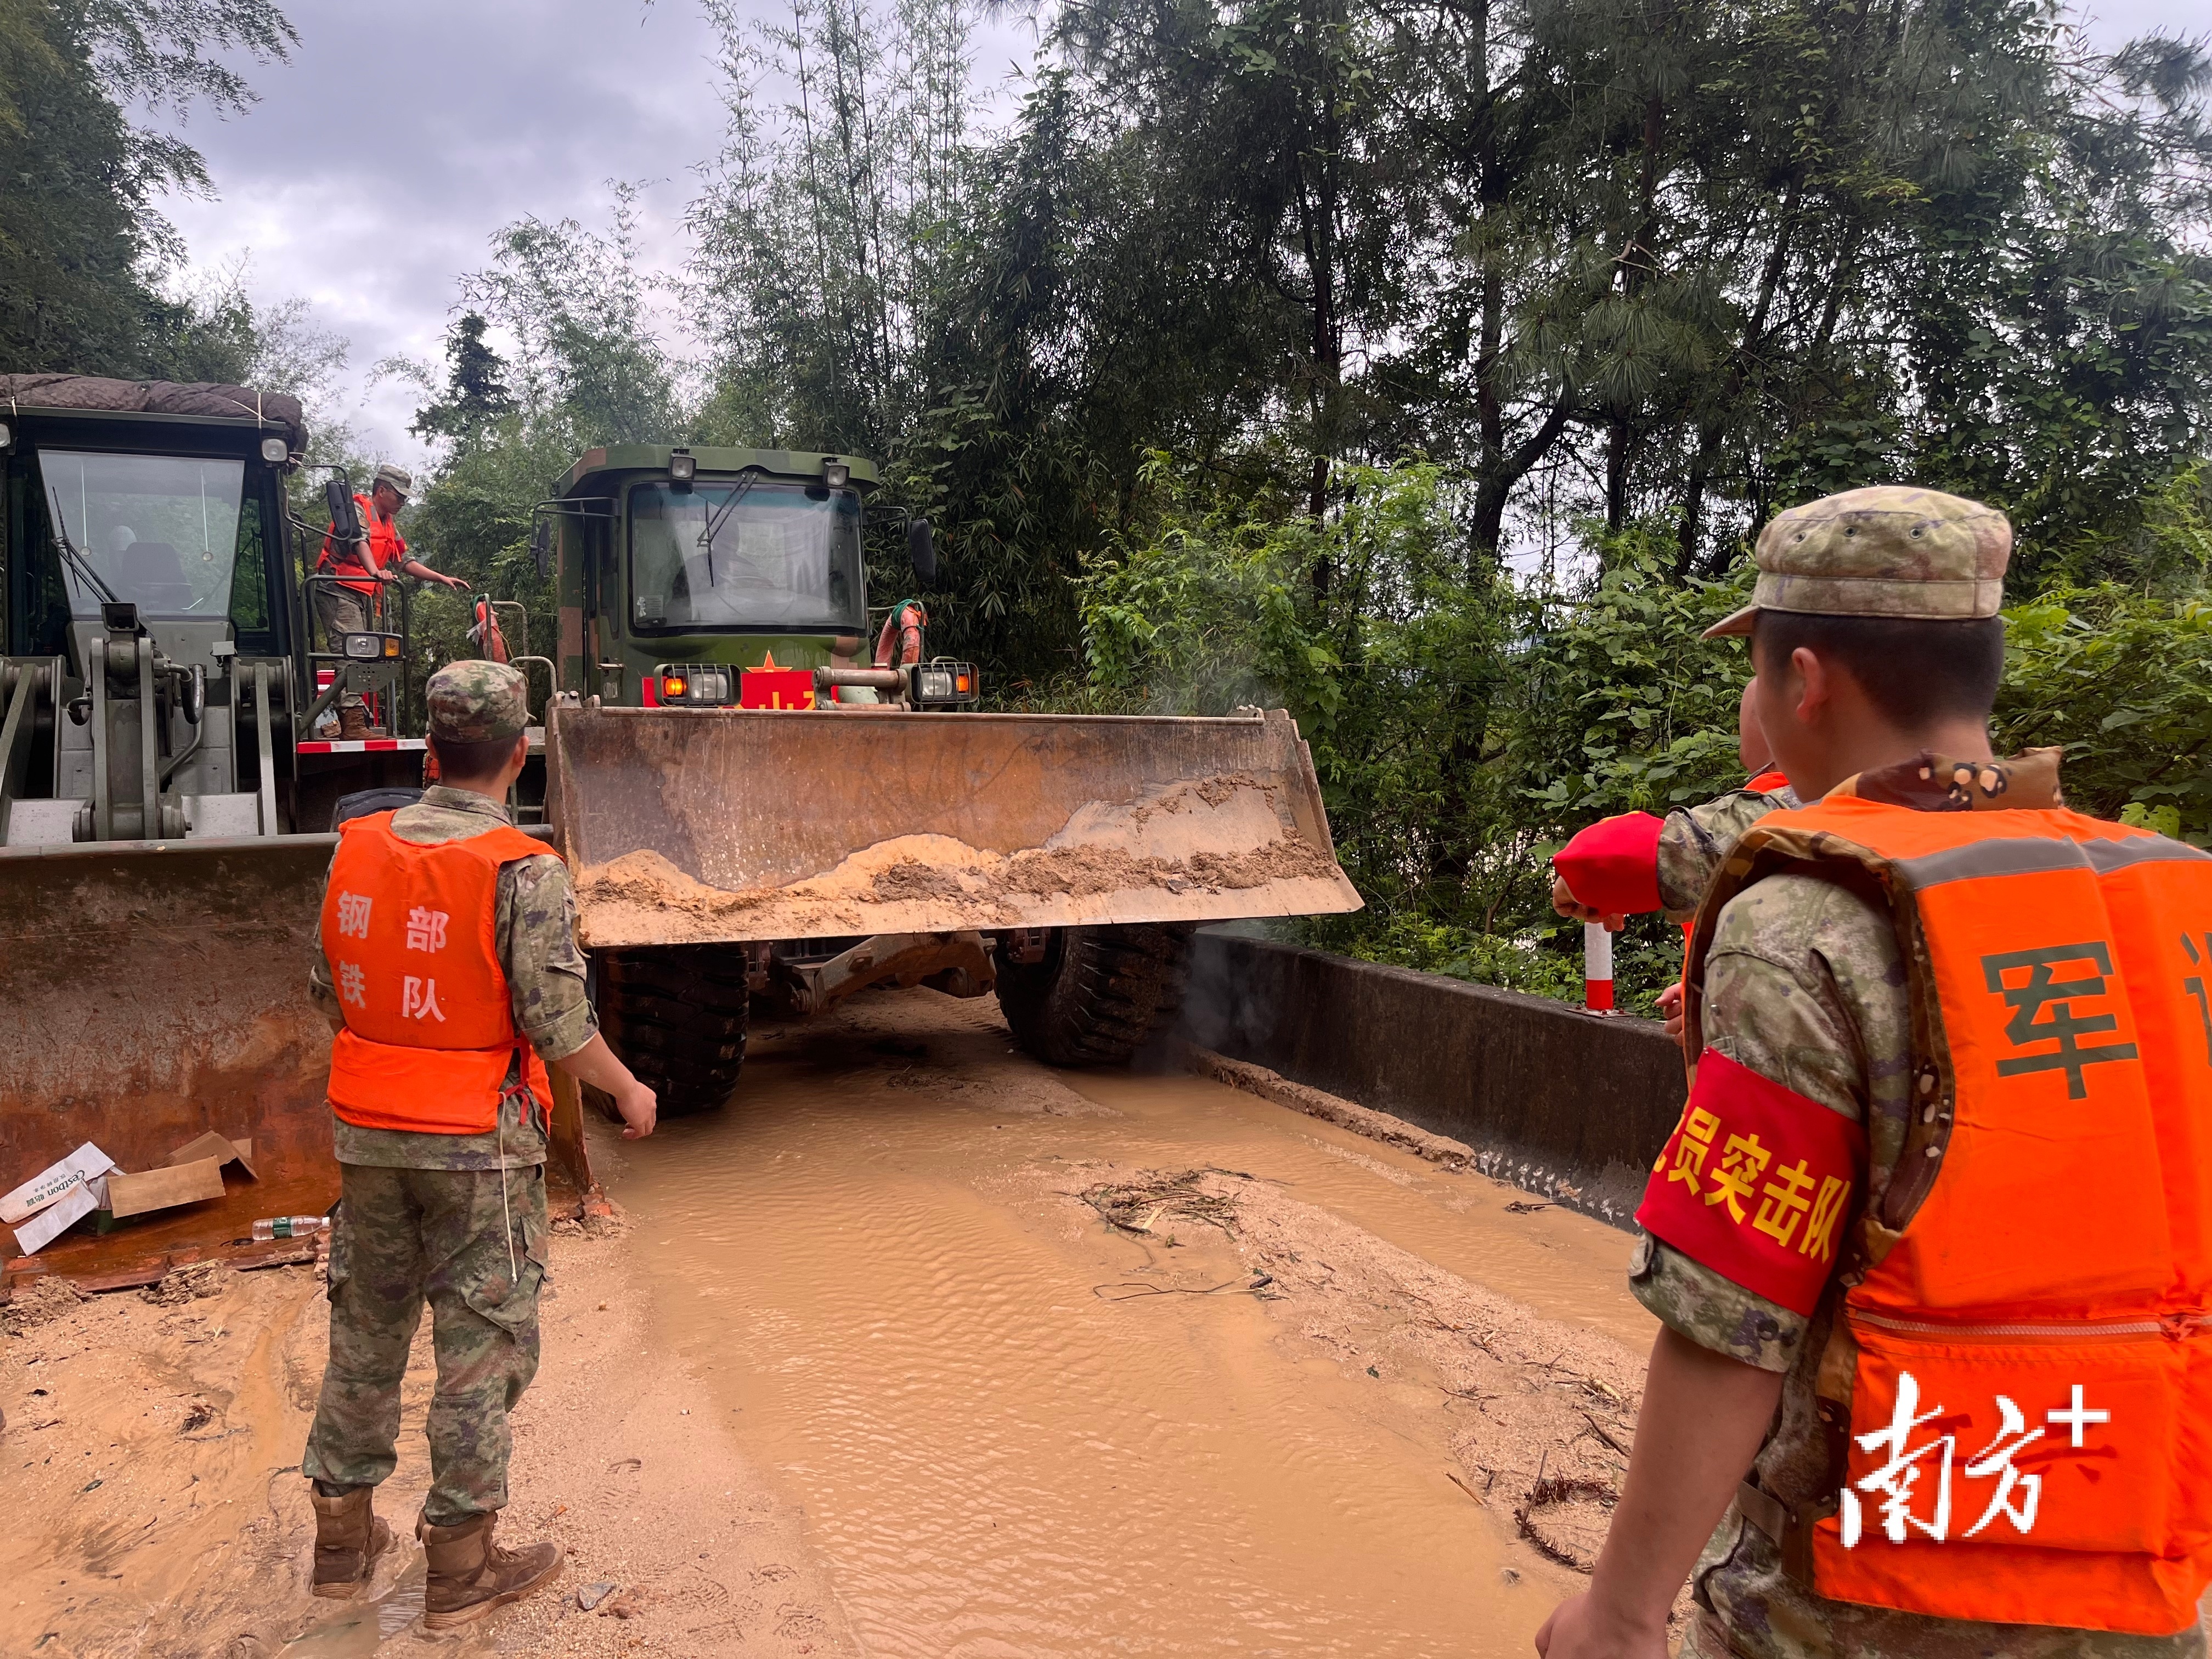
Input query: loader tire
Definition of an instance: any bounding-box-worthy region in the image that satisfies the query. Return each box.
[995,923,1193,1068]
[592,946,750,1115]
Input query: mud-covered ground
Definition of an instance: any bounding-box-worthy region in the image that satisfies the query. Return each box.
[2,1223,853,1658]
[4,988,1661,1657]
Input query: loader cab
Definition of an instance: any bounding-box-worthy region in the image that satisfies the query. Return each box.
[548,445,961,710]
[4,415,294,665]
[1,402,299,844]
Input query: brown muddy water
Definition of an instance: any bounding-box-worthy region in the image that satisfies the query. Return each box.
[606,988,1653,1658]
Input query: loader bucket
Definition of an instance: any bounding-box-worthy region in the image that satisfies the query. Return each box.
[549,704,1363,948]
[0,837,340,1281]
[0,833,605,1284]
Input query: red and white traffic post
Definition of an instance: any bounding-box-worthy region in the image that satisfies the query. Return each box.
[1583,921,1616,1015]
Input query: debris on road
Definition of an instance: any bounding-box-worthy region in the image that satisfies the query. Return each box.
[1515,1476,1618,1572]
[577,1580,618,1611]
[5,1143,119,1254]
[2,1273,88,1335]
[141,1261,228,1306]
[1078,1166,1245,1240]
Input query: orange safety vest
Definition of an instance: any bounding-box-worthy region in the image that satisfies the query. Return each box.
[319,493,406,596]
[1677,794,2212,1635]
[320,812,555,1133]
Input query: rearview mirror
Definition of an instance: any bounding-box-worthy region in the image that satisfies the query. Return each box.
[325,477,360,543]
[531,516,554,580]
[907,517,938,588]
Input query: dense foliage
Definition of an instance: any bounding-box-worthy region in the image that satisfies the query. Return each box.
[0,0,295,376]
[398,0,2212,1011]
[14,0,2212,1012]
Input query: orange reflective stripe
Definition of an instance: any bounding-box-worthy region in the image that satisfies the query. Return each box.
[1705,795,2212,1635]
[320,815,555,1135]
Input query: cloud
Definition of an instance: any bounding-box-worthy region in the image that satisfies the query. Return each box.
[153,0,2194,463]
[155,1,764,461]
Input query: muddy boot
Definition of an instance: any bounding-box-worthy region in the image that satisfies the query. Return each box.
[309,1483,393,1599]
[417,1510,562,1629]
[337,705,370,741]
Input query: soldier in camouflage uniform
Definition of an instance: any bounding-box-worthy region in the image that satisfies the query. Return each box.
[1536,488,2208,1659]
[302,660,658,1628]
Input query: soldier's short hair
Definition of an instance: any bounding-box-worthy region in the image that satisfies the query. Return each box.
[1753,611,2006,727]
[429,731,526,783]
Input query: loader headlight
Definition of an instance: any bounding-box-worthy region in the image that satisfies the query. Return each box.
[912,662,979,706]
[656,668,731,704]
[342,632,400,660]
[822,459,850,490]
[669,449,697,483]
[260,436,290,464]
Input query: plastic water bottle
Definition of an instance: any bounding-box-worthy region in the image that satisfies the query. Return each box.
[252,1215,326,1242]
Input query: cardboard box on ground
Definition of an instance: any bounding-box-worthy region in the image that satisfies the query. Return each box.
[3,1132,259,1254]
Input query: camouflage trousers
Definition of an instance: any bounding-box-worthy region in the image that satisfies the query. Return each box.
[312,585,375,712]
[302,1162,549,1526]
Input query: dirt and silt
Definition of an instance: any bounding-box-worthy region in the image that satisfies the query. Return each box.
[571,772,1361,947]
[4,988,1666,1657]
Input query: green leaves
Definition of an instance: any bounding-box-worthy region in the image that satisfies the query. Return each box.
[1995,572,2212,847]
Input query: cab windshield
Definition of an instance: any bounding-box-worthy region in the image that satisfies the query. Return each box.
[629,479,864,633]
[38,449,249,618]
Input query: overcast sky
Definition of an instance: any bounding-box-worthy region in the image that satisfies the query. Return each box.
[150,0,2203,466]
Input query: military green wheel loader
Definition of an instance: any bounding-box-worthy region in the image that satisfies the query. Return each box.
[537,444,1363,1115]
[0,376,565,1283]
[0,405,1357,1280]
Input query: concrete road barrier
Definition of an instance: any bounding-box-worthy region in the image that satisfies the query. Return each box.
[1172,931,1688,1229]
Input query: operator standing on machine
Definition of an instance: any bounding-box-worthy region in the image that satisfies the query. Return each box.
[300,660,658,1628]
[318,464,469,739]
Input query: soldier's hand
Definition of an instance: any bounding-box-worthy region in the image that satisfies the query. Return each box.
[1551,873,1625,932]
[1656,981,1685,1046]
[1533,1591,1668,1659]
[616,1080,658,1140]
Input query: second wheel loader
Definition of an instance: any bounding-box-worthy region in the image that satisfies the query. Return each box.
[536,443,1362,1113]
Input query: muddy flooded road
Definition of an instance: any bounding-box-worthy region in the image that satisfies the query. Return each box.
[6,983,1654,1658]
[603,988,1655,1659]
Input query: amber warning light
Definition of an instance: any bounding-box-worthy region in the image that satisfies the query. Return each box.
[914,662,981,707]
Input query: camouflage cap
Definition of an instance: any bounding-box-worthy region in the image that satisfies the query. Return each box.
[371,462,415,500]
[426,659,528,743]
[1703,485,2011,640]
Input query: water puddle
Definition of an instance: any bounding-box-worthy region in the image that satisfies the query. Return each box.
[613,992,1651,1657]
[278,1559,426,1656]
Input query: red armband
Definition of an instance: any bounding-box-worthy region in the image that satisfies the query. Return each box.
[1552,811,1664,916]
[1746,769,1790,795]
[1635,1049,1866,1316]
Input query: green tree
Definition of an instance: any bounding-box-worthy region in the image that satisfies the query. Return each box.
[409,314,517,447]
[0,0,294,376]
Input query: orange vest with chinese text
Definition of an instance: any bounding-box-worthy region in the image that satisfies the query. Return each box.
[321,813,555,1133]
[319,493,405,595]
[1683,795,2212,1636]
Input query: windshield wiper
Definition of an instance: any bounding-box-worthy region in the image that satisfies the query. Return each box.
[695,467,764,585]
[47,485,120,607]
